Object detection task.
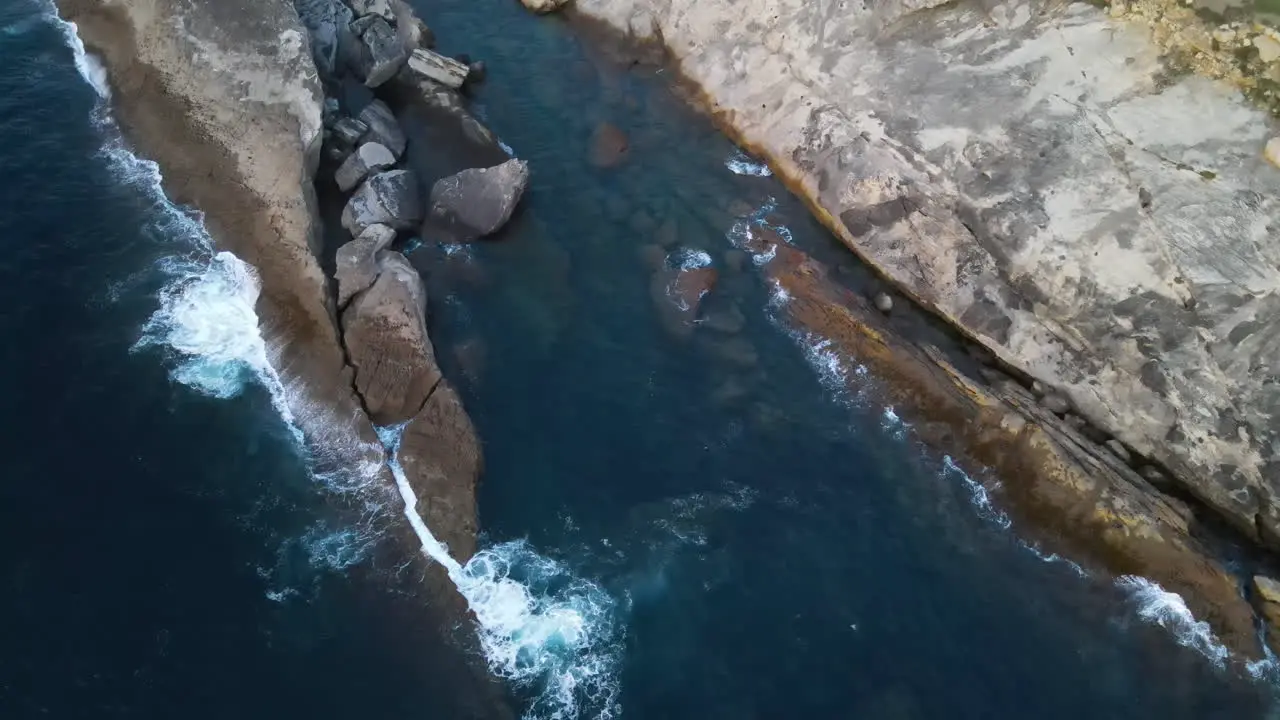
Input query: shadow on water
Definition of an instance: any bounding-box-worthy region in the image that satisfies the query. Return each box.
[402,0,1279,718]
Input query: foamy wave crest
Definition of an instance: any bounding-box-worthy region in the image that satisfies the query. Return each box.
[725,197,792,267]
[943,455,1012,530]
[54,14,111,99]
[133,253,301,439]
[378,425,623,720]
[1116,576,1230,668]
[725,148,772,177]
[670,247,712,270]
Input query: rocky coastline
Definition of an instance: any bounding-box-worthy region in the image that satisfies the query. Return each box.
[566,0,1280,656]
[57,0,528,613]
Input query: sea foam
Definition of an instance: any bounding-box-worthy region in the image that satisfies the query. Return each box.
[378,424,622,720]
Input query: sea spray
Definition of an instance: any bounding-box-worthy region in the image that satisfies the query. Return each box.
[725,148,773,177]
[1116,575,1231,668]
[377,424,622,720]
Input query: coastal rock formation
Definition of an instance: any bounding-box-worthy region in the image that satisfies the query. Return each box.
[335,223,396,308]
[341,168,422,234]
[57,0,392,482]
[399,381,481,562]
[342,251,443,426]
[404,48,471,89]
[354,15,407,87]
[335,141,396,191]
[428,159,530,237]
[573,0,1280,557]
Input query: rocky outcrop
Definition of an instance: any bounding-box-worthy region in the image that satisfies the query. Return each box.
[335,223,396,308]
[404,48,470,89]
[341,168,422,235]
[572,0,1280,566]
[57,0,394,483]
[342,251,443,426]
[427,159,530,238]
[357,99,406,157]
[400,381,481,562]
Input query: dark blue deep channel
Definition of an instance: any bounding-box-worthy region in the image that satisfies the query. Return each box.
[1,0,1278,717]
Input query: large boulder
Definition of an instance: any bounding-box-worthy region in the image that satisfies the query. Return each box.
[357,99,406,158]
[341,251,442,426]
[399,381,481,562]
[427,159,529,238]
[355,16,407,88]
[335,224,396,308]
[335,142,396,192]
[342,169,422,235]
[520,0,572,12]
[349,0,395,22]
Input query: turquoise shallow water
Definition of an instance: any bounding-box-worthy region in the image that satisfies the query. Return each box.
[0,0,1276,717]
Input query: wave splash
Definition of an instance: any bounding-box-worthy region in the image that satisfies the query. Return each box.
[377,425,622,720]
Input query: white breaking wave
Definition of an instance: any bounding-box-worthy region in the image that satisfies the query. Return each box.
[725,148,772,177]
[54,14,111,99]
[670,247,712,270]
[377,425,622,720]
[942,455,1012,530]
[1116,576,1231,668]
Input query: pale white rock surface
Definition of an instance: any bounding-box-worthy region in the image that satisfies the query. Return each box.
[335,142,396,192]
[575,0,1280,547]
[404,47,469,89]
[520,0,571,13]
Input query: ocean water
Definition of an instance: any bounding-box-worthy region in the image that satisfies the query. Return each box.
[0,0,1276,718]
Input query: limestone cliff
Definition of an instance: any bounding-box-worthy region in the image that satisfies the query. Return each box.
[572,0,1280,556]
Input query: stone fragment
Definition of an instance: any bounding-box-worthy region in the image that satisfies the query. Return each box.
[335,142,397,192]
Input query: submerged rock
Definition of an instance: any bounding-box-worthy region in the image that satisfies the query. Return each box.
[335,142,396,192]
[341,251,442,426]
[335,224,396,309]
[651,264,717,337]
[342,169,422,235]
[590,121,629,168]
[428,159,530,238]
[357,99,407,158]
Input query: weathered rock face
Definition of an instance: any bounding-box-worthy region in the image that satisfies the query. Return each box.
[335,223,396,308]
[574,0,1280,552]
[342,168,422,235]
[335,141,396,192]
[341,251,443,426]
[404,48,470,89]
[293,0,353,78]
[56,0,389,482]
[357,99,406,158]
[428,159,530,238]
[399,381,481,562]
[355,15,407,88]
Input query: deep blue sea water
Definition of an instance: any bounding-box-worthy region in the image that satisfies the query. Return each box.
[1,0,1278,717]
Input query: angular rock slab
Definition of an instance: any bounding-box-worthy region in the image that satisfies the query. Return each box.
[428,159,529,238]
[404,48,469,89]
[399,381,481,562]
[335,142,396,192]
[341,251,442,426]
[335,224,396,308]
[342,169,422,235]
[357,99,407,158]
[356,17,407,88]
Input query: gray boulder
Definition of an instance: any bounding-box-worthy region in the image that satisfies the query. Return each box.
[335,224,396,308]
[342,169,422,235]
[404,48,469,89]
[340,251,441,426]
[331,116,368,146]
[349,0,395,21]
[428,159,529,238]
[335,142,396,192]
[356,17,407,88]
[357,99,406,158]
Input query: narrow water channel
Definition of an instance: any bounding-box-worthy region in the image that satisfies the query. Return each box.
[0,0,1275,717]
